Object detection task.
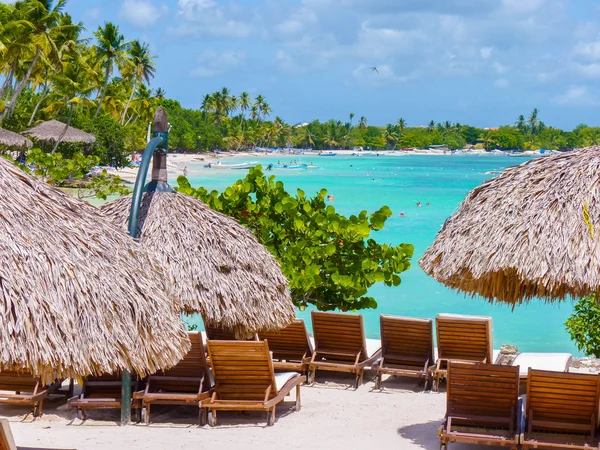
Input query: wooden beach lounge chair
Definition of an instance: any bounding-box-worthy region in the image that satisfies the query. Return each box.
[68,374,138,420]
[521,368,600,449]
[0,370,61,417]
[133,332,212,424]
[257,319,313,373]
[511,352,572,380]
[375,315,434,390]
[438,362,521,450]
[308,311,382,388]
[202,340,305,426]
[432,313,493,391]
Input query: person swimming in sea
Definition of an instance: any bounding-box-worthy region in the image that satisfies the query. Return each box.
[400,211,405,218]
[327,195,334,201]
[416,202,422,207]
[183,166,188,177]
[426,202,430,206]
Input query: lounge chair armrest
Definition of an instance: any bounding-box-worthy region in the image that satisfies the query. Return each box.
[358,347,382,368]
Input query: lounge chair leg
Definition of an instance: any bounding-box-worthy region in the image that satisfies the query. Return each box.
[267,407,276,426]
[295,384,301,412]
[33,401,42,418]
[375,373,382,390]
[209,410,217,427]
[199,408,207,426]
[309,368,316,384]
[143,404,150,425]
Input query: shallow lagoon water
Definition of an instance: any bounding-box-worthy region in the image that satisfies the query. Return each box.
[185,154,577,353]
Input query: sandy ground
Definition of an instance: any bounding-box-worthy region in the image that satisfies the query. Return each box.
[3,372,496,450]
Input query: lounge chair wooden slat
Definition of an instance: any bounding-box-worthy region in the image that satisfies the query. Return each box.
[202,340,305,426]
[375,315,433,390]
[438,362,520,450]
[132,332,212,424]
[258,319,313,372]
[308,311,381,388]
[0,370,61,417]
[521,368,600,450]
[433,314,493,391]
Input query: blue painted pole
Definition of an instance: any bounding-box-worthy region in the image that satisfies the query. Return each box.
[121,107,169,426]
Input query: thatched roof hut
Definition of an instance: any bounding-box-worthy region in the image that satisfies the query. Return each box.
[0,157,189,382]
[0,128,32,149]
[23,119,95,143]
[419,146,600,305]
[101,191,295,337]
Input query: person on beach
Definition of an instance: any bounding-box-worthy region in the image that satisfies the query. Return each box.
[183,166,188,177]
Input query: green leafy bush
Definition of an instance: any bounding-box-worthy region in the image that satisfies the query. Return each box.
[565,295,600,357]
[177,167,414,311]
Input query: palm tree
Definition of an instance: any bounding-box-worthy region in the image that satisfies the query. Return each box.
[515,114,526,131]
[427,120,435,132]
[0,0,80,124]
[528,108,539,135]
[396,117,406,133]
[349,112,355,127]
[121,39,155,124]
[384,124,399,150]
[358,116,367,129]
[93,22,130,117]
[154,87,165,99]
[43,54,95,152]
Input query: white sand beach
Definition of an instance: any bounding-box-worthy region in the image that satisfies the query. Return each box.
[3,374,477,450]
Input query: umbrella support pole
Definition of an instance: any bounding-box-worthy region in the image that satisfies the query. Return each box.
[121,108,169,426]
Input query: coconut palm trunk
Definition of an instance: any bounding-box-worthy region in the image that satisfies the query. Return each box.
[0,46,41,125]
[51,104,75,154]
[121,82,136,125]
[94,64,111,118]
[0,62,17,100]
[28,83,52,126]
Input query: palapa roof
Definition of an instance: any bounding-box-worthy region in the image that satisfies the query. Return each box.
[419,146,600,305]
[0,128,32,149]
[23,119,95,143]
[0,157,189,382]
[101,191,295,337]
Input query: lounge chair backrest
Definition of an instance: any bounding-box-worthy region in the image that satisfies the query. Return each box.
[258,319,313,362]
[311,311,368,361]
[447,362,519,429]
[207,340,278,400]
[163,332,207,378]
[205,325,238,341]
[380,315,433,365]
[0,419,16,450]
[0,370,40,394]
[436,314,493,363]
[526,369,600,434]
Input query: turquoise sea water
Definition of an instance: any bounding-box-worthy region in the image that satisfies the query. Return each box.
[184,154,577,353]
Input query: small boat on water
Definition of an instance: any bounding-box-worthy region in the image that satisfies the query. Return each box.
[208,161,257,169]
[319,151,337,156]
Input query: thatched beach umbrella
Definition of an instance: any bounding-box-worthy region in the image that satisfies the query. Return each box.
[23,119,95,144]
[100,108,294,338]
[101,191,295,337]
[0,156,189,383]
[0,128,32,149]
[419,146,600,305]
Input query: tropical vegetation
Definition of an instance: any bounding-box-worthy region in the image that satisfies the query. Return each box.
[177,167,414,311]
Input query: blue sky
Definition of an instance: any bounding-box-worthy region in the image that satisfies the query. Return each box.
[62,0,600,127]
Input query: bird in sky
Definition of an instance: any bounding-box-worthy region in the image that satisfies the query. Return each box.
[370,66,379,73]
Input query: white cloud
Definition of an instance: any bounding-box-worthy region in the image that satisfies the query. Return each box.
[573,62,600,78]
[119,0,168,28]
[172,0,252,38]
[555,86,596,106]
[480,47,493,59]
[501,0,544,14]
[573,41,600,60]
[351,64,412,85]
[493,61,509,74]
[191,51,245,77]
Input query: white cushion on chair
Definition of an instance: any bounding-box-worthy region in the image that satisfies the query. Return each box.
[274,372,298,391]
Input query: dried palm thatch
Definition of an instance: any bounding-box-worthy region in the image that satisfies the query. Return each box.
[0,128,32,149]
[420,146,600,305]
[0,157,190,383]
[101,191,295,337]
[23,119,95,143]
